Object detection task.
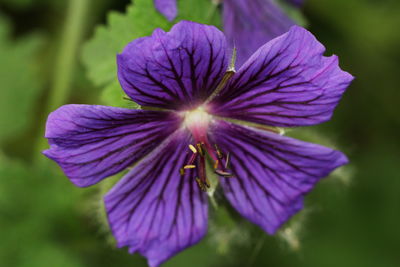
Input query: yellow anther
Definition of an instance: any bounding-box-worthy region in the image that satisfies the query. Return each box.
[179,168,185,176]
[189,144,197,154]
[213,160,219,170]
[184,165,196,169]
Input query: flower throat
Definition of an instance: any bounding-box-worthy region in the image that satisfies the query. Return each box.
[181,107,233,191]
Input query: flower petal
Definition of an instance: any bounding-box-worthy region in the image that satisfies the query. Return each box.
[118,21,228,110]
[105,129,208,267]
[154,0,177,21]
[211,26,354,127]
[43,104,181,187]
[223,0,295,67]
[210,120,348,234]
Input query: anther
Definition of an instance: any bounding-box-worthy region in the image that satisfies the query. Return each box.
[189,144,197,154]
[184,165,196,169]
[185,142,234,190]
[196,143,205,157]
[215,169,234,178]
[213,160,219,170]
[214,144,223,159]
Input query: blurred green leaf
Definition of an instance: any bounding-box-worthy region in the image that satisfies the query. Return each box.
[82,0,220,107]
[0,155,83,266]
[0,15,44,145]
[0,0,34,8]
[0,0,63,9]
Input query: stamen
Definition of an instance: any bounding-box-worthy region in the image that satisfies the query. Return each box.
[225,153,231,169]
[213,160,219,170]
[215,169,234,177]
[182,142,235,191]
[196,143,205,157]
[214,144,223,159]
[189,144,197,154]
[195,177,207,192]
[198,153,206,181]
[184,165,196,169]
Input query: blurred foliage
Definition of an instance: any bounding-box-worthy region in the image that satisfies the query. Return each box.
[0,156,82,266]
[0,0,58,9]
[0,15,43,145]
[0,0,399,266]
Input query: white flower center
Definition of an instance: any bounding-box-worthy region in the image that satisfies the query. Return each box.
[183,106,211,129]
[182,106,212,142]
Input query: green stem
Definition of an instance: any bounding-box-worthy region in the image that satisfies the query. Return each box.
[35,0,90,157]
[48,0,89,111]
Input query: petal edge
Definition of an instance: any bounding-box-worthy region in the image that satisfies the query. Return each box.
[210,120,348,233]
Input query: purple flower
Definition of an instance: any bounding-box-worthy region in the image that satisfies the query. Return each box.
[224,0,304,66]
[154,0,177,21]
[44,21,353,267]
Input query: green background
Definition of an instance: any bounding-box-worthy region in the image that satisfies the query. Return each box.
[0,0,399,266]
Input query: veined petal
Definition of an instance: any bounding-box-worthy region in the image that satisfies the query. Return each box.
[223,0,295,67]
[105,130,208,267]
[211,26,354,127]
[118,21,228,110]
[43,105,181,187]
[154,0,177,21]
[210,120,348,234]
